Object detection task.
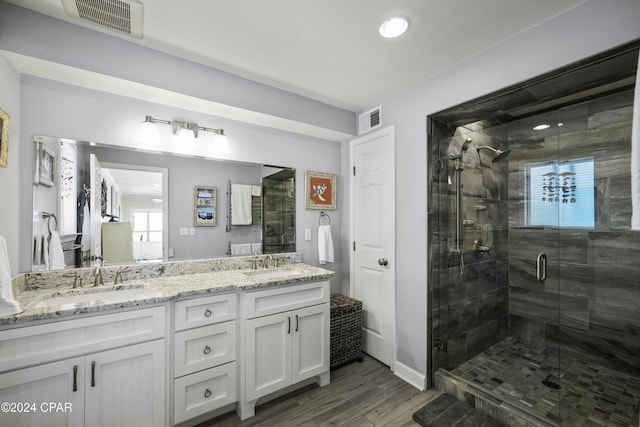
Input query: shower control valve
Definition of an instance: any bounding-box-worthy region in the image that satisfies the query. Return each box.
[474,239,491,255]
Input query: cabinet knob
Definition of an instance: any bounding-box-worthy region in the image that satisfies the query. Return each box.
[203,345,211,355]
[204,308,212,317]
[204,388,212,398]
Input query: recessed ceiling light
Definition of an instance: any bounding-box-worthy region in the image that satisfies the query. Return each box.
[533,124,551,131]
[379,17,409,38]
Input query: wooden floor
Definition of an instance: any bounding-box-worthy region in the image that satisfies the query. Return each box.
[200,355,441,426]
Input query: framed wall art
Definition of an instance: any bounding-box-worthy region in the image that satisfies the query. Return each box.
[194,186,217,226]
[39,143,56,187]
[305,170,336,210]
[0,107,9,168]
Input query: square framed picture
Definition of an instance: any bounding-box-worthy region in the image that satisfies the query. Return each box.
[0,107,9,168]
[39,143,56,187]
[194,186,216,226]
[305,170,336,210]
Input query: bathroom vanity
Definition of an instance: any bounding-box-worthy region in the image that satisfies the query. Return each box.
[0,255,334,426]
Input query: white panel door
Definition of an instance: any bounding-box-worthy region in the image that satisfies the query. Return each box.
[84,340,165,427]
[350,126,396,366]
[245,312,291,401]
[291,304,329,383]
[0,357,84,427]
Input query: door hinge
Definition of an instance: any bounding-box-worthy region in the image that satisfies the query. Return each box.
[352,166,356,176]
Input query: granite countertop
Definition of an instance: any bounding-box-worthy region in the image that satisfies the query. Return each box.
[1,264,335,327]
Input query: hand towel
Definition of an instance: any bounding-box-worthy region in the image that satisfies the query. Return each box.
[251,242,262,254]
[231,184,253,225]
[48,231,66,270]
[251,185,262,197]
[81,200,91,251]
[43,234,50,270]
[631,49,640,230]
[0,235,22,317]
[318,224,334,265]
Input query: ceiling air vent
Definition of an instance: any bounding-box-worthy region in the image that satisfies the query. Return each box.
[358,105,382,135]
[61,0,144,39]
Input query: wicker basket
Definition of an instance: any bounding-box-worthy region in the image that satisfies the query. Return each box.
[330,294,363,368]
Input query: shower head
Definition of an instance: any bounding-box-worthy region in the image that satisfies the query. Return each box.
[461,138,472,153]
[476,146,511,163]
[449,138,473,160]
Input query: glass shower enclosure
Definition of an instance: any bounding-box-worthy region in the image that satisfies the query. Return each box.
[428,42,640,426]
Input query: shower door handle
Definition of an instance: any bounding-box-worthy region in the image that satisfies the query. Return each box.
[536,253,547,282]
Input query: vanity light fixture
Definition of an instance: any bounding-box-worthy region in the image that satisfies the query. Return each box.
[533,124,551,131]
[142,116,226,140]
[379,16,409,38]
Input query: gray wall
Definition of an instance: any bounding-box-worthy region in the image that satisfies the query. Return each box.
[379,0,640,379]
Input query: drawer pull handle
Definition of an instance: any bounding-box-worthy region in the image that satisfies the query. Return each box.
[204,308,212,317]
[203,345,211,355]
[204,388,212,398]
[73,365,78,392]
[295,314,299,332]
[287,316,291,334]
[91,361,96,387]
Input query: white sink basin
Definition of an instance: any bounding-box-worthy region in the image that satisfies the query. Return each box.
[244,269,303,280]
[31,287,158,310]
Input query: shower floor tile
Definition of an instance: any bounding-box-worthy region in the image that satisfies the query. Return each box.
[450,337,640,426]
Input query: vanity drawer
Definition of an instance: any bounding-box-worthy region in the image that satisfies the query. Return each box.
[0,306,165,373]
[174,293,237,331]
[174,321,236,377]
[173,362,236,424]
[242,280,330,319]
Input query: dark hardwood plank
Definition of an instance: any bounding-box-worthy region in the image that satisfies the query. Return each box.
[200,354,441,426]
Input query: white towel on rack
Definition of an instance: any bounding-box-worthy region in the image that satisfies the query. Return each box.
[81,200,91,252]
[43,234,50,270]
[231,184,253,225]
[0,235,22,317]
[230,243,252,255]
[631,48,640,230]
[48,231,65,270]
[318,224,334,265]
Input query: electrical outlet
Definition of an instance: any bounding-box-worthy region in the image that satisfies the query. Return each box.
[179,227,188,236]
[189,227,195,236]
[304,228,311,241]
[168,248,174,257]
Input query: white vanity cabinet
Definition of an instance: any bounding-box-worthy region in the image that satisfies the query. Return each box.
[239,280,330,420]
[172,293,237,425]
[0,307,166,427]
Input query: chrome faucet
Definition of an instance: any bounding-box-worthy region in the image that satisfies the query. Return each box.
[264,254,273,269]
[251,252,260,270]
[114,267,129,284]
[93,267,104,287]
[64,273,83,289]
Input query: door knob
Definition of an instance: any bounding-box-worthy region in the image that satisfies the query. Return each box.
[378,258,389,266]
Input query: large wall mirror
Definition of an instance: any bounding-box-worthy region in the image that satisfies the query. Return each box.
[31,135,295,271]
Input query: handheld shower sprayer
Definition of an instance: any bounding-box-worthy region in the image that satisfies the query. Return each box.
[449,138,472,160]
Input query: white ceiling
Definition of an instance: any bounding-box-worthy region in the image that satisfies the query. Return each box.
[103,168,162,198]
[6,0,585,112]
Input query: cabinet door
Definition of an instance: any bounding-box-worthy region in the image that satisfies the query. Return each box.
[85,340,165,427]
[291,304,329,384]
[245,312,291,401]
[0,357,84,427]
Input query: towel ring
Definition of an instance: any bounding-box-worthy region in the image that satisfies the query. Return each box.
[42,212,58,234]
[319,211,331,225]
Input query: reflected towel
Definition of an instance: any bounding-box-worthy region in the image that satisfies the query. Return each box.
[318,224,334,265]
[251,185,262,197]
[81,201,91,252]
[632,49,640,230]
[48,231,65,270]
[231,184,253,225]
[0,235,22,317]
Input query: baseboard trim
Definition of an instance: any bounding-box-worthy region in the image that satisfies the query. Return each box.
[394,360,426,391]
